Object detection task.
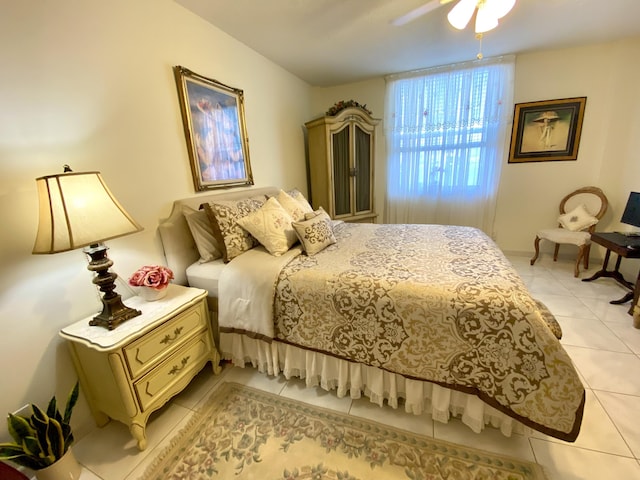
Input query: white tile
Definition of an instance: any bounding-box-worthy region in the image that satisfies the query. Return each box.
[563,277,629,300]
[563,345,640,395]
[594,390,640,458]
[558,316,631,352]
[530,438,640,480]
[170,364,226,410]
[524,276,573,296]
[534,293,598,319]
[123,410,196,480]
[530,389,632,456]
[74,403,191,480]
[579,297,636,324]
[604,321,640,354]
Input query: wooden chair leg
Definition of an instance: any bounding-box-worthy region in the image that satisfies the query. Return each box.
[530,236,541,265]
[553,243,560,262]
[574,246,585,277]
[583,244,591,269]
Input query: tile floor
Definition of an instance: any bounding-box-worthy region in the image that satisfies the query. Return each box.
[66,253,640,479]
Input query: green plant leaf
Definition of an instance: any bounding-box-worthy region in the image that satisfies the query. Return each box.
[21,435,42,458]
[47,417,65,459]
[7,414,34,444]
[46,396,61,423]
[0,444,45,470]
[63,382,79,425]
[30,407,53,459]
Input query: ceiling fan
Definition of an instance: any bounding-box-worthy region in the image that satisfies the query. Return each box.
[392,0,517,34]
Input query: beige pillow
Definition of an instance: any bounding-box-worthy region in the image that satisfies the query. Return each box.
[304,206,330,221]
[203,195,266,263]
[287,188,314,215]
[558,204,598,231]
[182,205,222,263]
[275,189,308,222]
[237,197,298,256]
[292,212,336,255]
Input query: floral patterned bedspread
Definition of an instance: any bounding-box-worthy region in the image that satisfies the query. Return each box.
[273,222,584,441]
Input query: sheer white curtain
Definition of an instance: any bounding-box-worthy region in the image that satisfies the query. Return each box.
[384,56,514,235]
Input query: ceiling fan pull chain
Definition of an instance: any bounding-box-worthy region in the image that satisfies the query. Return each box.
[476,33,484,60]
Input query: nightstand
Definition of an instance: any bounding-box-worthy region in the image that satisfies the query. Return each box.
[59,284,220,450]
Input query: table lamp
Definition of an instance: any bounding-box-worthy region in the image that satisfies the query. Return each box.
[32,165,144,330]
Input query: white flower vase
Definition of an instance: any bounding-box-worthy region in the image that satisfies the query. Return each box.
[138,286,168,301]
[36,448,82,480]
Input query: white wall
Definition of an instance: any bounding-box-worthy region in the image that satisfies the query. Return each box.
[0,0,310,440]
[311,38,640,279]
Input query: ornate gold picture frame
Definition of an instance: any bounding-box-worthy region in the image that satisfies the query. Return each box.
[174,66,254,190]
[508,97,587,163]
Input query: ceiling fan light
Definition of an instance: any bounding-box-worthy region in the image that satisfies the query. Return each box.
[475,3,499,33]
[484,0,516,19]
[447,0,477,30]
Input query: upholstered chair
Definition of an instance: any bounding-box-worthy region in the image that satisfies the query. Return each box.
[530,186,609,277]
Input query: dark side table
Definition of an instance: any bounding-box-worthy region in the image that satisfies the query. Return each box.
[582,232,640,316]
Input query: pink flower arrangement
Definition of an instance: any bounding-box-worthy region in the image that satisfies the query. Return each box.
[128,265,174,290]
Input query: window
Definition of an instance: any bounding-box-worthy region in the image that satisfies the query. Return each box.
[384,56,514,232]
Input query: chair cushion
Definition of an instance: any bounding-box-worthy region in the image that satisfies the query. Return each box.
[558,204,598,231]
[537,228,591,246]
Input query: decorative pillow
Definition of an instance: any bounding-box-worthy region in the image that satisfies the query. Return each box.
[275,190,308,222]
[203,195,266,263]
[182,205,222,263]
[236,197,298,256]
[287,188,314,215]
[558,204,598,232]
[292,212,336,255]
[304,206,330,221]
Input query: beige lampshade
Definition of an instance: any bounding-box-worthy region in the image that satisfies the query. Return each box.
[33,170,143,254]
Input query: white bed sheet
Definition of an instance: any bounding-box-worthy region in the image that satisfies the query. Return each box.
[185,259,226,296]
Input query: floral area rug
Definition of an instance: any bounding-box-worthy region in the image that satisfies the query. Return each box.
[141,382,547,480]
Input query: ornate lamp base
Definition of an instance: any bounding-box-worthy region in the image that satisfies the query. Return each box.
[84,244,141,330]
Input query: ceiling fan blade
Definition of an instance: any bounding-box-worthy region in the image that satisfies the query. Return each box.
[391,0,449,27]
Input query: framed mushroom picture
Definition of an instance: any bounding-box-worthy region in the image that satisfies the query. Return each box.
[508,97,587,163]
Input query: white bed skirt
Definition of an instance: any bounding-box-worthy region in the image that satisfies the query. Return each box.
[220,332,525,437]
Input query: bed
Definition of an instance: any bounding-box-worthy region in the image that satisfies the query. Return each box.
[158,186,584,442]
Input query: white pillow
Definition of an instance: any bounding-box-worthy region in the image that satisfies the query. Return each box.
[287,188,314,215]
[304,206,330,221]
[236,197,298,256]
[292,211,336,255]
[275,189,308,222]
[558,204,598,231]
[182,205,222,263]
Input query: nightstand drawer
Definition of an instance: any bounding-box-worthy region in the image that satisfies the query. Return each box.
[124,302,207,379]
[134,333,212,412]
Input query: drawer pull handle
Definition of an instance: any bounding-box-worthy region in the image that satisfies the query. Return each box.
[160,327,184,345]
[168,356,190,376]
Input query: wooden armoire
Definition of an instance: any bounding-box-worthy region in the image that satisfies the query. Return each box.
[304,107,380,223]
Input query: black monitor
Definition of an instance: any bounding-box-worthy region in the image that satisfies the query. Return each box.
[621,192,640,228]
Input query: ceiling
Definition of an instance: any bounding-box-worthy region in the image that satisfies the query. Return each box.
[175,0,640,87]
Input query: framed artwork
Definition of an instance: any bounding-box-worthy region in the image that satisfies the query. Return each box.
[173,65,254,190]
[508,97,587,163]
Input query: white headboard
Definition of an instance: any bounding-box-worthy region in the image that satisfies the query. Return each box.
[158,186,281,286]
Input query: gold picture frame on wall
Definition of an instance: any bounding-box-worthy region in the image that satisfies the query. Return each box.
[508,97,587,163]
[173,65,254,191]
